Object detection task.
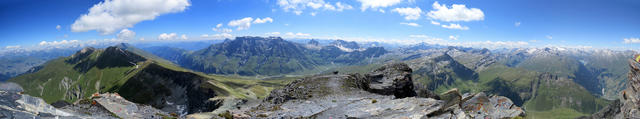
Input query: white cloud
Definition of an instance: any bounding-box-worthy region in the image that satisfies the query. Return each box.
[212,23,233,33]
[201,33,233,39]
[357,0,403,11]
[253,17,274,24]
[515,22,521,27]
[281,32,312,38]
[400,22,421,27]
[296,32,311,36]
[228,17,254,30]
[546,35,553,40]
[71,0,190,35]
[56,25,61,30]
[277,0,353,15]
[116,29,135,40]
[430,20,440,25]
[227,17,274,30]
[378,9,385,13]
[180,34,188,40]
[158,33,187,40]
[5,45,20,49]
[158,33,177,40]
[624,37,640,44]
[39,40,81,46]
[392,7,422,20]
[265,32,281,36]
[310,12,317,16]
[427,1,484,22]
[449,35,458,40]
[441,23,469,30]
[334,2,353,11]
[409,35,442,41]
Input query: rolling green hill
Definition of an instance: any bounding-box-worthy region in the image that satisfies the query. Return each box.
[9,45,296,114]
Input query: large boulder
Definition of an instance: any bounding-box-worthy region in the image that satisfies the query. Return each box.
[363,63,416,98]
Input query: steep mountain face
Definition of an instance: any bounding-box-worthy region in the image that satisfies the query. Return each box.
[9,46,225,115]
[179,36,320,76]
[586,60,640,118]
[389,46,616,118]
[496,47,633,99]
[525,73,608,114]
[446,47,496,71]
[329,40,361,52]
[178,37,389,76]
[406,53,478,92]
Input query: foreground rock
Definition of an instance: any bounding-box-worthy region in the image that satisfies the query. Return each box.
[582,60,640,118]
[0,83,86,118]
[227,63,525,118]
[0,82,176,119]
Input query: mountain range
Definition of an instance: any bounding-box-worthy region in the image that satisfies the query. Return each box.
[1,36,636,118]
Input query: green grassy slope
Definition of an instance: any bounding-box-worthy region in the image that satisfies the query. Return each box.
[9,46,296,104]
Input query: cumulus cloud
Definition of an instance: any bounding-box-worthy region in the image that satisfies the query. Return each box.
[624,38,640,44]
[39,40,81,46]
[228,17,253,30]
[71,0,190,35]
[253,17,273,24]
[158,33,177,40]
[546,35,553,40]
[441,23,469,30]
[228,17,274,30]
[427,1,484,22]
[400,22,421,27]
[116,29,135,40]
[56,25,61,30]
[392,7,422,20]
[277,0,353,15]
[357,0,403,11]
[515,22,521,27]
[158,33,188,40]
[212,23,233,33]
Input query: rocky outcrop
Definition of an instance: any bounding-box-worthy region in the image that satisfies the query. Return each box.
[0,83,176,119]
[362,63,416,98]
[230,63,524,118]
[583,60,640,118]
[92,93,172,119]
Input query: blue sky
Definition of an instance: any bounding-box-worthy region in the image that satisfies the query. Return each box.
[1,0,639,50]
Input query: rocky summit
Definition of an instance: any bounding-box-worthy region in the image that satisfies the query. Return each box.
[227,63,525,118]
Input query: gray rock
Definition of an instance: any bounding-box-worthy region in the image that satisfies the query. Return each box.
[232,63,524,119]
[363,63,416,98]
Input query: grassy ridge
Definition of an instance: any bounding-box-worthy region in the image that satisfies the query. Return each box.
[9,46,296,104]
